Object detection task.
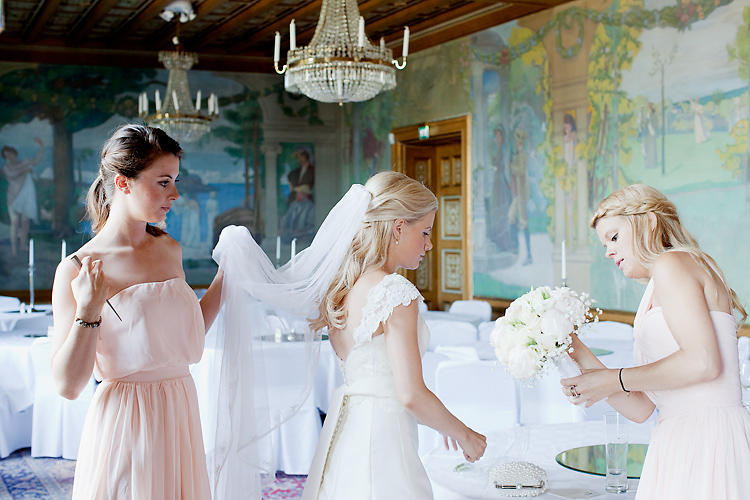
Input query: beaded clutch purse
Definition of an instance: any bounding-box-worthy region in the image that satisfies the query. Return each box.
[489,461,548,497]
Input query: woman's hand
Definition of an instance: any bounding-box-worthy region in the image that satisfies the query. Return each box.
[561,368,620,408]
[70,256,108,321]
[457,428,487,463]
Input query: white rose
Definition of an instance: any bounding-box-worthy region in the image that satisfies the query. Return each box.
[508,346,541,380]
[540,309,574,345]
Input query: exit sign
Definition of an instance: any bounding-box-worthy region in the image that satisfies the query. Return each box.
[418,125,430,140]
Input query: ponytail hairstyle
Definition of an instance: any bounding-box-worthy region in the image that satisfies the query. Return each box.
[311,171,438,333]
[86,124,182,236]
[591,184,746,325]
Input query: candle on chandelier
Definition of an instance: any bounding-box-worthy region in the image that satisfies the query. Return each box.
[155,90,161,112]
[172,91,180,112]
[196,90,202,111]
[142,93,148,115]
[213,94,219,116]
[274,31,281,62]
[290,19,296,50]
[358,17,365,47]
[208,94,214,115]
[402,26,410,58]
[380,37,385,50]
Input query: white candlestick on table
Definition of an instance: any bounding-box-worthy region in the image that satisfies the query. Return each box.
[561,239,567,283]
[61,240,67,263]
[276,236,281,261]
[291,238,296,261]
[29,239,34,267]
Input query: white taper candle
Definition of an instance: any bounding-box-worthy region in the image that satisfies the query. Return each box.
[402,27,410,57]
[561,239,567,282]
[196,90,201,111]
[274,31,281,62]
[172,90,180,112]
[290,20,296,50]
[358,17,365,47]
[155,90,161,112]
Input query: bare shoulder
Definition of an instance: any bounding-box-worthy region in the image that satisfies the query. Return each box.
[652,251,700,281]
[159,232,183,258]
[351,270,391,295]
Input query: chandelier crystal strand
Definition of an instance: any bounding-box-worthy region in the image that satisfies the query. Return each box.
[276,0,406,104]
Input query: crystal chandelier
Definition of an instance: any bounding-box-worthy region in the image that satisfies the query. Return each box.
[273,0,409,104]
[138,1,216,143]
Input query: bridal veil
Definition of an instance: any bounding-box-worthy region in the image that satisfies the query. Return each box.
[206,184,371,499]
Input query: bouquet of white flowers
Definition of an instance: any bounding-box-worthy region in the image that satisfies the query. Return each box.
[490,286,599,381]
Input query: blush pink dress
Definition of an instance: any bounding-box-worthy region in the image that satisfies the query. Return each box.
[633,277,750,500]
[71,278,210,500]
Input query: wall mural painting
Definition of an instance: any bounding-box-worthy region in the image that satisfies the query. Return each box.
[471,23,552,300]
[0,63,327,291]
[470,0,750,313]
[342,93,394,187]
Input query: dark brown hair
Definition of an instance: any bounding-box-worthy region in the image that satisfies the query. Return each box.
[86,124,182,236]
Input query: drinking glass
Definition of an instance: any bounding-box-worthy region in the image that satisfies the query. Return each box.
[603,411,629,494]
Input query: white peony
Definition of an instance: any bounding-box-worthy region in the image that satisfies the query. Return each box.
[508,346,541,380]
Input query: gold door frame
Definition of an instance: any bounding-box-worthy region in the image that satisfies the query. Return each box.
[390,115,472,302]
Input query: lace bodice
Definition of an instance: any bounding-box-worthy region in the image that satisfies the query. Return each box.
[339,274,430,385]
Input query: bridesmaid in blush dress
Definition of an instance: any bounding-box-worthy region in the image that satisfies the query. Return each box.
[50,124,224,500]
[560,184,750,500]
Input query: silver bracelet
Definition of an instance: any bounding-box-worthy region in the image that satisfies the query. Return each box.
[75,316,102,328]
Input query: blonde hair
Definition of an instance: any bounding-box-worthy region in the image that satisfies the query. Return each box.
[591,184,746,324]
[311,171,438,332]
[86,124,182,236]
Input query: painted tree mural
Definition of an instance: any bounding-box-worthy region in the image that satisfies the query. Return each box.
[0,65,155,236]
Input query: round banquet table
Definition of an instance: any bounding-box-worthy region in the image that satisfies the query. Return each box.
[424,420,654,499]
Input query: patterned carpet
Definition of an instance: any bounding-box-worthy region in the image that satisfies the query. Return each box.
[0,449,306,500]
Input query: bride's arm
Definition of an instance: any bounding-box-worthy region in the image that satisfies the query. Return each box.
[384,300,487,462]
[199,267,224,333]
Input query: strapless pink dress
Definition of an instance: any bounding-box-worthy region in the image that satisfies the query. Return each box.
[633,278,750,500]
[71,278,210,500]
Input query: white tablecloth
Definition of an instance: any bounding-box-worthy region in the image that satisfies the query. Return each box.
[425,420,654,499]
[0,311,52,332]
[422,310,484,328]
[0,327,45,458]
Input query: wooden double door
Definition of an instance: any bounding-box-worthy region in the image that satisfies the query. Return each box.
[391,116,471,310]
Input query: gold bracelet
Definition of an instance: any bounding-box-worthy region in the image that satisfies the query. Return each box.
[75,316,102,328]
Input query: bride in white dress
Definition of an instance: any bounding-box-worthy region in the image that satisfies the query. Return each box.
[301,171,487,500]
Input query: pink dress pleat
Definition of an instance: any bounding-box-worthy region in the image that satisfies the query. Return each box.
[71,278,210,500]
[633,278,750,500]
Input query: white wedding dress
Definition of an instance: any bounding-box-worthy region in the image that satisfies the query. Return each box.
[301,273,434,500]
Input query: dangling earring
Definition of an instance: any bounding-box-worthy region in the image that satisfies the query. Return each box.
[396,239,399,245]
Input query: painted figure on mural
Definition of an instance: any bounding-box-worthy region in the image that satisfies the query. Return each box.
[486,127,513,251]
[642,103,658,169]
[562,113,577,243]
[287,145,315,205]
[1,137,42,257]
[205,190,220,245]
[281,145,316,244]
[692,98,710,144]
[508,128,532,266]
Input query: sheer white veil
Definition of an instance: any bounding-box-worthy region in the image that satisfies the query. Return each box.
[205,184,371,499]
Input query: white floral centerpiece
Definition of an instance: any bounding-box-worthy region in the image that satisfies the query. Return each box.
[490,286,600,381]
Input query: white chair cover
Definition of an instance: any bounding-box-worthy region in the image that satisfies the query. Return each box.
[435,360,517,433]
[448,300,492,322]
[738,336,750,362]
[578,320,634,341]
[418,351,450,456]
[477,321,495,342]
[0,296,21,312]
[424,319,477,351]
[29,337,95,459]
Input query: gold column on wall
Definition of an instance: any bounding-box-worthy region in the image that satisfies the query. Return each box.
[391,115,471,310]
